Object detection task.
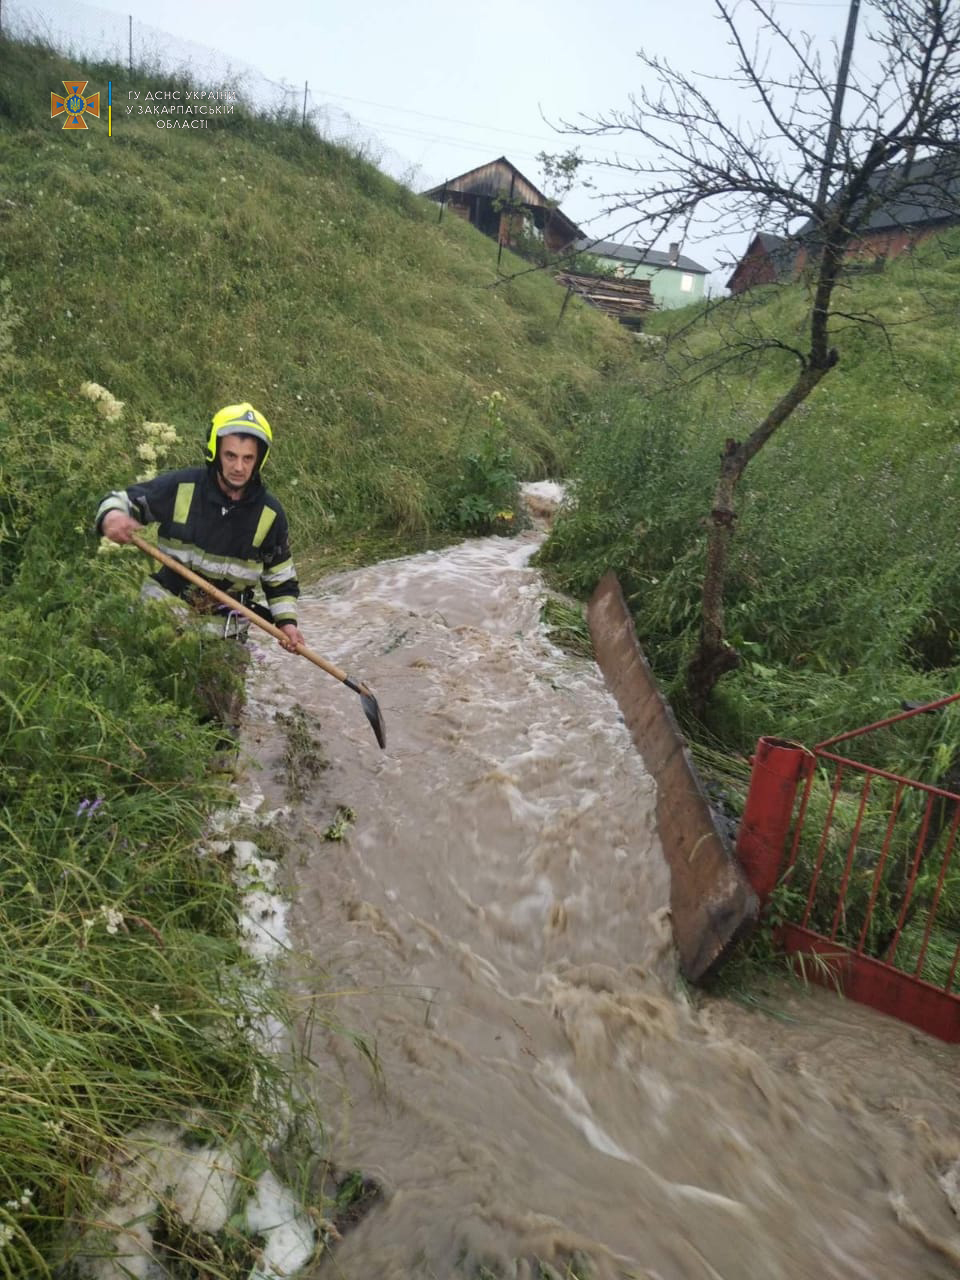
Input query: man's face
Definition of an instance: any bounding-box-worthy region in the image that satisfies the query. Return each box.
[217,433,259,492]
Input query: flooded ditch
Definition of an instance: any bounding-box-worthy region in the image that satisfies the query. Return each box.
[240,510,960,1280]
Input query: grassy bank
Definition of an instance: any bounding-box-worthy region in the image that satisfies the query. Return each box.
[537,232,960,984]
[0,32,635,1273]
[539,229,960,761]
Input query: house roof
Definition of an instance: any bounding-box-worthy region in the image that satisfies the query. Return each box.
[728,155,960,288]
[753,231,788,253]
[857,155,960,230]
[421,156,582,240]
[726,231,796,289]
[421,156,546,203]
[787,154,960,242]
[574,237,709,274]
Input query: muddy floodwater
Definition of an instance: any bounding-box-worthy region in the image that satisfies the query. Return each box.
[242,512,960,1280]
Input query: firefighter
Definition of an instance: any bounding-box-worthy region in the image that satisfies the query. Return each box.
[96,402,307,654]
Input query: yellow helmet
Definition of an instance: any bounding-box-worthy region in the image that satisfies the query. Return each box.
[206,403,272,468]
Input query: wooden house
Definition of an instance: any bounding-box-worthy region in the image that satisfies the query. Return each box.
[421,157,582,252]
[728,155,960,294]
[726,232,790,295]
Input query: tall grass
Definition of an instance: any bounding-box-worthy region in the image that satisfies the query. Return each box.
[0,383,301,1270]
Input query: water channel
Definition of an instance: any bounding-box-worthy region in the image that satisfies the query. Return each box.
[241,499,960,1280]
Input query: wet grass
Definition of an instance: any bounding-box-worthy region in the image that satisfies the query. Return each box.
[274,706,330,803]
[540,597,594,658]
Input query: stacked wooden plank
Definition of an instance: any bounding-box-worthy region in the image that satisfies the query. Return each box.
[555,271,655,328]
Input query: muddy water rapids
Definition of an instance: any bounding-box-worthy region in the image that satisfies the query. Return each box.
[241,495,960,1280]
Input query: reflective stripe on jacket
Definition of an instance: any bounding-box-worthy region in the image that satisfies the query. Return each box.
[96,466,300,624]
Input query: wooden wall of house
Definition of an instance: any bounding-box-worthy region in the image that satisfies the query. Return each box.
[728,247,779,295]
[543,210,575,253]
[793,223,943,273]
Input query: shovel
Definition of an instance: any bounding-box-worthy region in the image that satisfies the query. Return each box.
[131,533,386,749]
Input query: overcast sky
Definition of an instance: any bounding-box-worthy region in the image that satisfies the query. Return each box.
[17,0,863,289]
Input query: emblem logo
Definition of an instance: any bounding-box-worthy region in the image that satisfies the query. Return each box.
[51,81,101,130]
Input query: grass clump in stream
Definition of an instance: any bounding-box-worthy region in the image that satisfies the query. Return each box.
[540,597,594,659]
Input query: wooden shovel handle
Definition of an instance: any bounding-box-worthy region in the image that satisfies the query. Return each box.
[130,533,350,685]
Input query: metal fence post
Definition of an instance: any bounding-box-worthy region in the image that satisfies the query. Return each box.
[736,737,811,905]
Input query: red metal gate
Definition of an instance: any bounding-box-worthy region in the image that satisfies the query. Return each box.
[735,696,960,1043]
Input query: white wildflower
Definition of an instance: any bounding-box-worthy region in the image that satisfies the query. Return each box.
[96,397,124,422]
[81,381,124,419]
[80,381,110,402]
[137,442,157,462]
[100,905,124,935]
[0,1223,14,1247]
[97,535,125,554]
[150,1004,162,1023]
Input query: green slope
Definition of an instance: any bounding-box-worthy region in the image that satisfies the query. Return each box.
[1,36,630,562]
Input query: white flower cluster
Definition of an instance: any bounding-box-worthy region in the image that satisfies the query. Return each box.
[82,905,125,935]
[0,1188,33,1251]
[99,416,182,553]
[80,381,125,421]
[136,419,180,482]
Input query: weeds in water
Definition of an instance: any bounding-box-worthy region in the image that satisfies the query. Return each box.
[541,597,594,658]
[275,706,329,802]
[322,806,356,841]
[450,394,524,535]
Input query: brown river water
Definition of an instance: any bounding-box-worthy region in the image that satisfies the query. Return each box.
[240,508,960,1280]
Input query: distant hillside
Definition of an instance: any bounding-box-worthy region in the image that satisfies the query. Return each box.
[0,36,631,564]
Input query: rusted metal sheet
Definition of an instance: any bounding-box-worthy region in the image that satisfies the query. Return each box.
[587,572,758,981]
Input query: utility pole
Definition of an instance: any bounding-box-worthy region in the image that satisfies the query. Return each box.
[128,15,133,76]
[302,81,308,128]
[816,0,861,210]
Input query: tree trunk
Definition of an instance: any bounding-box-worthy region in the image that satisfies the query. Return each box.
[686,358,837,718]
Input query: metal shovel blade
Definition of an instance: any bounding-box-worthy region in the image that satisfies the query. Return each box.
[347,679,386,749]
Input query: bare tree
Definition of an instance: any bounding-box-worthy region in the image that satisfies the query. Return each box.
[557,0,960,716]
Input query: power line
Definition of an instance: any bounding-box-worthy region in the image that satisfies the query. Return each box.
[316,88,587,147]
[313,107,642,170]
[311,87,652,161]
